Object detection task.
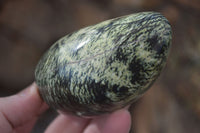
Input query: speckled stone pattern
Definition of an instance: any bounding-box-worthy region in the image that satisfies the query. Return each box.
[35,12,172,116]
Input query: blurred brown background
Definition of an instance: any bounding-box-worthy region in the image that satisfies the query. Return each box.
[0,0,200,133]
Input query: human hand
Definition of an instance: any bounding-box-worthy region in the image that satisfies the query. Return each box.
[0,83,131,133]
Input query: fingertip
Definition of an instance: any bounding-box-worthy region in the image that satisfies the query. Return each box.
[84,109,131,133]
[18,82,49,114]
[18,83,38,97]
[0,83,49,128]
[102,109,131,133]
[45,114,90,133]
[26,82,49,114]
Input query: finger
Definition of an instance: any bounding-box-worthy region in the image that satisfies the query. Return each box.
[14,117,37,133]
[0,83,48,129]
[45,113,90,133]
[83,109,131,133]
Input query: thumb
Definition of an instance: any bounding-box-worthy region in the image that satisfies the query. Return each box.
[0,83,48,130]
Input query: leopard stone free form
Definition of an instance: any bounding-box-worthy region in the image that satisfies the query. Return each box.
[35,12,172,116]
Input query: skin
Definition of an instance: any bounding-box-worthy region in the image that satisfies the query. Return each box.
[0,83,131,133]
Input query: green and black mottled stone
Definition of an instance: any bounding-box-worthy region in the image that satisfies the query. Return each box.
[35,12,172,116]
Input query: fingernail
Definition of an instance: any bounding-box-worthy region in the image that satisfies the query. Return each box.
[18,83,37,97]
